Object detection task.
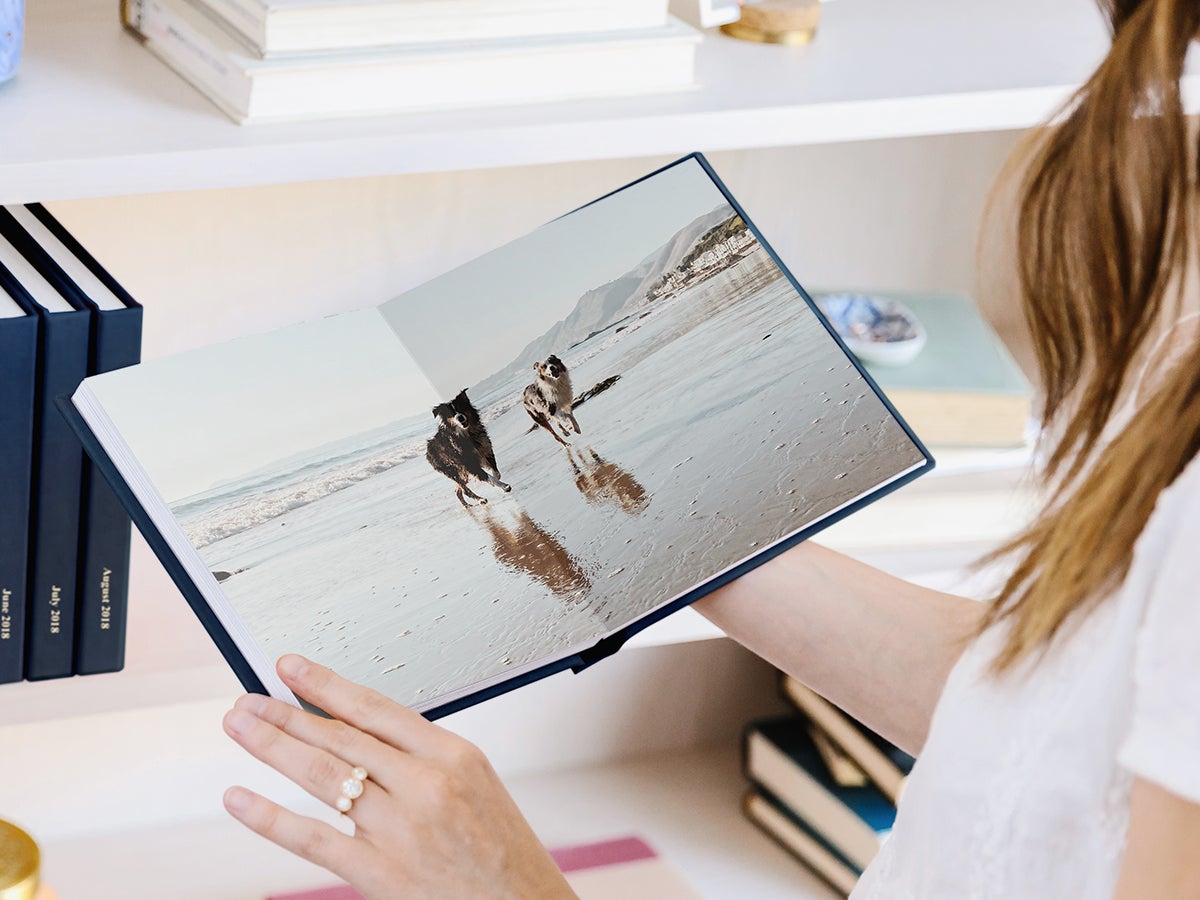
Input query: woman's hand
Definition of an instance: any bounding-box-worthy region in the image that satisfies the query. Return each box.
[221,654,577,900]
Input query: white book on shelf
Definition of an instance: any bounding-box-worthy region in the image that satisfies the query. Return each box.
[173,0,673,57]
[126,0,702,124]
[668,0,839,31]
[668,0,739,29]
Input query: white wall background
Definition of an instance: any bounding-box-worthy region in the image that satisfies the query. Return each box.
[47,132,1021,361]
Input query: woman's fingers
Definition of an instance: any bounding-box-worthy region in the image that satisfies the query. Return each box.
[222,663,578,900]
[275,654,453,757]
[223,785,372,879]
[232,693,412,796]
[223,706,389,829]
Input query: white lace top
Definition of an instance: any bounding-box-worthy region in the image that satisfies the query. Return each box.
[852,451,1200,899]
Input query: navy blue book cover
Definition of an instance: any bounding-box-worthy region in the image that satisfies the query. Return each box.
[0,211,93,680]
[63,154,933,717]
[75,305,143,674]
[0,275,39,684]
[23,303,90,680]
[18,204,144,675]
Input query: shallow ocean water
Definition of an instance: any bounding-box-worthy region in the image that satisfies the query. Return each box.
[190,248,925,710]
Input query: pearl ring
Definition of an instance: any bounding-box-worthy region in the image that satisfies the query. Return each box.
[336,766,369,813]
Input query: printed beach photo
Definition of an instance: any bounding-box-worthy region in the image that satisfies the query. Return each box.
[88,157,926,712]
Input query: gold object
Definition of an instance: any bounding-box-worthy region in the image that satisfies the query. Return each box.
[0,821,39,900]
[720,0,821,45]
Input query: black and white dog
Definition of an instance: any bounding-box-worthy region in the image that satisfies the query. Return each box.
[523,354,581,446]
[426,389,511,507]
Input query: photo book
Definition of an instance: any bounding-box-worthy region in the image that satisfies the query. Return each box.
[63,155,933,718]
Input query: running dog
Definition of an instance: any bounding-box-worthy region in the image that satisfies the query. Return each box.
[450,388,505,482]
[426,389,511,507]
[523,354,581,446]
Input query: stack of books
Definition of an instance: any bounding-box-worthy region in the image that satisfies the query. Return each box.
[120,0,702,124]
[742,676,915,896]
[0,205,142,684]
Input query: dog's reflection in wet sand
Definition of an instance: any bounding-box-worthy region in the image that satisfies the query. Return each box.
[567,446,649,515]
[471,504,590,599]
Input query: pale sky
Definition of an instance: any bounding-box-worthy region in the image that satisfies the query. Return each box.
[90,309,439,501]
[89,158,732,502]
[380,157,730,394]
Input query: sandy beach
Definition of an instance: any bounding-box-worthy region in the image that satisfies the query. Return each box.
[182,246,925,711]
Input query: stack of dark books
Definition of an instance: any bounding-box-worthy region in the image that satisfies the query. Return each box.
[742,676,915,896]
[0,205,142,684]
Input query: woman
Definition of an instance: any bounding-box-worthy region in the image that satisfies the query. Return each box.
[219,1,1200,895]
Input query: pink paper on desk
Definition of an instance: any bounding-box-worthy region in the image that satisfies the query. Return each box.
[266,835,699,900]
[549,835,658,872]
[267,886,361,900]
[552,835,702,899]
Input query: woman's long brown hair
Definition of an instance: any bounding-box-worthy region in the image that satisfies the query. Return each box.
[981,0,1200,672]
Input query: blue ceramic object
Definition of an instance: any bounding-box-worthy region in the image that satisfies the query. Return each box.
[815,293,927,366]
[1,0,24,83]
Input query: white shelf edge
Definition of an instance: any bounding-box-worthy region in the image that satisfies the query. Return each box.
[0,662,240,727]
[2,0,1166,201]
[3,84,1081,204]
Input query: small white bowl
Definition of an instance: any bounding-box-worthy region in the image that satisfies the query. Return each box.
[814,293,927,367]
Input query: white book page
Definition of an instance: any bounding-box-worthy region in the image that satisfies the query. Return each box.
[4,206,128,311]
[0,231,74,313]
[0,287,26,317]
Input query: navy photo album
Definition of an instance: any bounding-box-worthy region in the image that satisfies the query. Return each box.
[62,154,933,717]
[0,204,142,684]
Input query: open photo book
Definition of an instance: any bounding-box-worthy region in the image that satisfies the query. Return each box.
[63,155,933,718]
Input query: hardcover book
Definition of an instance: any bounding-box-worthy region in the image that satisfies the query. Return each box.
[809,725,869,788]
[0,277,38,684]
[63,155,932,718]
[0,220,91,681]
[782,675,914,803]
[743,715,895,871]
[161,0,672,57]
[3,204,144,675]
[743,789,862,897]
[124,0,700,125]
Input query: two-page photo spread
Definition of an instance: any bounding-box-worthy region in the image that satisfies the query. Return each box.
[79,157,928,712]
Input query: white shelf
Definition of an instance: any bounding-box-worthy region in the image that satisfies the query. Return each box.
[0,0,1128,201]
[0,533,240,727]
[507,745,837,899]
[37,745,835,900]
